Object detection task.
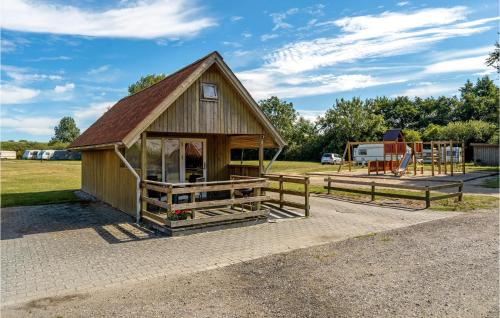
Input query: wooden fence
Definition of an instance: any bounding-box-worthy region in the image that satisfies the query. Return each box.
[262,174,310,217]
[141,178,268,222]
[324,176,463,208]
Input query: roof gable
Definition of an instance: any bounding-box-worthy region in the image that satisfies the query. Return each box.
[70,52,285,149]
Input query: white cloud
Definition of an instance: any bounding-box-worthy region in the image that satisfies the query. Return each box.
[237,69,403,99]
[242,32,252,38]
[230,16,243,22]
[424,55,492,74]
[264,7,490,74]
[236,6,496,99]
[270,12,293,31]
[1,0,216,39]
[87,65,110,75]
[1,39,16,53]
[54,83,75,93]
[72,101,115,129]
[0,84,40,104]
[1,65,63,83]
[27,56,72,62]
[1,116,58,135]
[396,83,458,97]
[297,110,326,121]
[397,1,409,7]
[261,34,279,41]
[221,41,242,48]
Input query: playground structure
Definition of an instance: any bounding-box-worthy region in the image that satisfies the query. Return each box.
[338,129,465,177]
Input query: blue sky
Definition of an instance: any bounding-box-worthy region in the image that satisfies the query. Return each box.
[1,0,498,141]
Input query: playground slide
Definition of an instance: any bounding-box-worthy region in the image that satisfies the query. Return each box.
[395,152,412,176]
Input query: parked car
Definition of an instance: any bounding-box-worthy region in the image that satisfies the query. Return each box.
[321,153,342,165]
[22,150,41,159]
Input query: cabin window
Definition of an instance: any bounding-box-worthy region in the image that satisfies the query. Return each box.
[122,140,141,169]
[358,149,367,156]
[147,139,162,181]
[201,83,218,99]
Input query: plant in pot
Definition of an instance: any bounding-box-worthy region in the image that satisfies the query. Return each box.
[168,209,191,221]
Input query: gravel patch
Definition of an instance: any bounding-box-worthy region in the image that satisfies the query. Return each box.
[3,211,498,318]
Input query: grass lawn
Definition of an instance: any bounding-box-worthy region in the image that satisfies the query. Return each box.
[1,160,81,208]
[481,176,499,188]
[267,180,499,212]
[232,160,499,175]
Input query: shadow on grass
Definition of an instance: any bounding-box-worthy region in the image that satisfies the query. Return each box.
[313,193,426,212]
[1,190,81,208]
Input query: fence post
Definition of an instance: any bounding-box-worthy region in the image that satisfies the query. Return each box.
[327,176,331,195]
[371,182,375,201]
[425,186,430,209]
[458,181,463,202]
[190,191,196,219]
[230,176,235,209]
[279,175,284,209]
[167,184,173,214]
[254,187,261,211]
[304,176,310,217]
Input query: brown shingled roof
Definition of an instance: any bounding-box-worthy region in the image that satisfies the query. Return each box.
[70,52,217,149]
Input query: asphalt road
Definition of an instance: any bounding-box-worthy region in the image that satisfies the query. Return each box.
[3,211,498,318]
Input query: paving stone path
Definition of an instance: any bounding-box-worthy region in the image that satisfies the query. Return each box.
[1,196,460,306]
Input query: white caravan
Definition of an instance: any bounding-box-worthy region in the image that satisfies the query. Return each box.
[353,144,410,164]
[36,150,55,160]
[22,150,41,159]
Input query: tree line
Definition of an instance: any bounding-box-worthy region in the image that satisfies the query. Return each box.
[258,76,499,162]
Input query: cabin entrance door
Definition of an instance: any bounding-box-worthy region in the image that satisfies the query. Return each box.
[180,138,207,183]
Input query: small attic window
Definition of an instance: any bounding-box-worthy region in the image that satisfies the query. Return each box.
[201,83,218,99]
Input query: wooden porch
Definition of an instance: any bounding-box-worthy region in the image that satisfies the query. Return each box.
[140,177,270,235]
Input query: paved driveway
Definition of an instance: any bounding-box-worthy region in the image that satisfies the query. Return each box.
[1,197,460,306]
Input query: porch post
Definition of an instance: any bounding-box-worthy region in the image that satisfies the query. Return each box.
[140,132,147,214]
[259,135,264,176]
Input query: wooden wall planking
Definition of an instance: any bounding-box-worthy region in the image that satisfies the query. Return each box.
[81,149,137,216]
[146,64,272,139]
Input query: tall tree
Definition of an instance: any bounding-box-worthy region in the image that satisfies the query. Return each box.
[128,74,166,95]
[318,97,386,153]
[258,96,297,141]
[50,117,80,143]
[486,41,500,73]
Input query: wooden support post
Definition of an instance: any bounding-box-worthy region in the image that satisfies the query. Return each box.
[444,142,448,175]
[327,176,332,195]
[347,142,352,172]
[255,186,262,211]
[304,176,310,217]
[258,135,264,176]
[338,144,348,173]
[140,133,147,214]
[190,191,196,219]
[437,142,442,174]
[371,182,375,201]
[376,160,379,175]
[425,186,430,209]
[230,187,235,209]
[450,140,454,176]
[412,142,417,176]
[279,175,284,209]
[458,181,463,202]
[462,142,466,174]
[167,184,173,213]
[431,141,435,176]
[383,142,387,174]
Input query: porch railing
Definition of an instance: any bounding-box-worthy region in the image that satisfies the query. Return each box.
[141,178,269,222]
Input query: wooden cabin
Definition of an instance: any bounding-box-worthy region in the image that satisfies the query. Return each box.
[69,51,285,235]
